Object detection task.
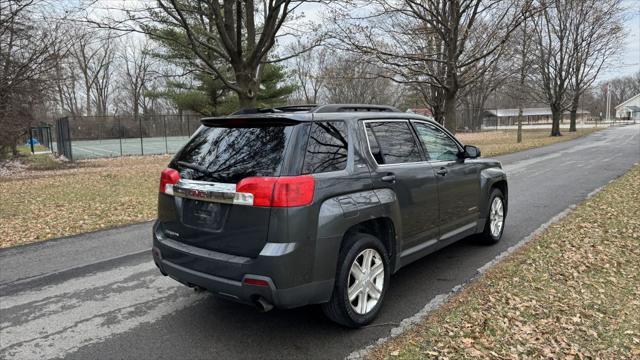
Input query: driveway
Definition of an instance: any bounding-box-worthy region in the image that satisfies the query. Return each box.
[1,125,638,359]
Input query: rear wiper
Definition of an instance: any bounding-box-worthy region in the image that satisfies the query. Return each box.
[177,161,212,175]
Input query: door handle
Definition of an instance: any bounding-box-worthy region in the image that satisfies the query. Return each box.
[381,173,396,183]
[436,167,448,176]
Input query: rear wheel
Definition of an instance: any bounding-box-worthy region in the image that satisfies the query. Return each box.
[321,233,390,328]
[478,188,506,244]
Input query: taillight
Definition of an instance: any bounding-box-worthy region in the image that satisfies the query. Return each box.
[236,175,314,207]
[159,168,180,195]
[271,176,315,207]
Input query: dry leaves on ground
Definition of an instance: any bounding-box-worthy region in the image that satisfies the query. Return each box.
[0,155,171,248]
[371,165,640,360]
[456,128,601,157]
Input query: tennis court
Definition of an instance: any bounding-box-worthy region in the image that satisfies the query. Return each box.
[53,136,191,160]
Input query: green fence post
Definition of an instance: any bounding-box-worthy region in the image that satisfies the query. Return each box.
[118,116,123,156]
[138,115,144,156]
[163,115,168,154]
[29,127,35,154]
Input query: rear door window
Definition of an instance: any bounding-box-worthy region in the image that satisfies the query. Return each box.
[364,121,423,165]
[302,121,348,174]
[173,124,295,183]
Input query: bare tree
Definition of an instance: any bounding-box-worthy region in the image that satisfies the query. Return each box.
[321,54,405,105]
[69,29,116,116]
[51,26,82,116]
[0,0,64,156]
[530,0,578,136]
[120,39,155,117]
[567,0,624,131]
[332,0,533,133]
[458,54,513,131]
[92,36,115,116]
[514,16,533,142]
[289,41,327,104]
[530,0,623,136]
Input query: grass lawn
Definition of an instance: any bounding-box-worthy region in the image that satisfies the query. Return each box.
[0,128,602,248]
[456,128,600,157]
[370,165,640,359]
[0,155,171,248]
[17,144,48,154]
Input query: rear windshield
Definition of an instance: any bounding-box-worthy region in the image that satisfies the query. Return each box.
[173,124,295,183]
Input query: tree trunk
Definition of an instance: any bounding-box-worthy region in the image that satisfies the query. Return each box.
[517,107,523,143]
[235,70,259,110]
[569,93,579,132]
[443,91,457,134]
[431,105,445,125]
[237,91,257,109]
[85,88,91,116]
[550,108,562,136]
[11,141,18,157]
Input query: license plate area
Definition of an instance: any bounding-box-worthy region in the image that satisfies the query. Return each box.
[182,199,227,231]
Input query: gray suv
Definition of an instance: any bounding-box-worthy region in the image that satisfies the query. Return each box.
[152,104,507,327]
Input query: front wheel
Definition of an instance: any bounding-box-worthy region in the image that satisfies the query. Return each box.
[478,188,506,244]
[321,233,390,328]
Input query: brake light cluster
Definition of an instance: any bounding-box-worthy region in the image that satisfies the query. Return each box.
[237,175,315,207]
[158,168,314,208]
[159,168,180,195]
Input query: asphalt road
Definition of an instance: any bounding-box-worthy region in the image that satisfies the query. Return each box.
[1,125,639,360]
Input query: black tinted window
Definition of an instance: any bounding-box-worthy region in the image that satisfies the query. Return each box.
[413,122,460,161]
[365,121,422,164]
[174,125,294,183]
[303,121,348,174]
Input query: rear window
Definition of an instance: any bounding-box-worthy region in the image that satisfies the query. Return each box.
[173,124,295,183]
[364,121,422,164]
[302,121,348,174]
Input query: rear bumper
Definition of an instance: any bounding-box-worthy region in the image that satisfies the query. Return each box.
[152,223,333,309]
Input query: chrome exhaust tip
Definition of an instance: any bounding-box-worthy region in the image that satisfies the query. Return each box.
[253,297,274,312]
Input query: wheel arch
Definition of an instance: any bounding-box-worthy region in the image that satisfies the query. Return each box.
[342,217,398,272]
[313,189,402,290]
[479,167,508,225]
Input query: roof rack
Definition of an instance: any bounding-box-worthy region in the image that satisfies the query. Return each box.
[274,104,318,112]
[230,108,282,115]
[230,104,400,115]
[312,104,400,113]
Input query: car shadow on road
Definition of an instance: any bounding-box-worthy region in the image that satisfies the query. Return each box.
[111,235,502,359]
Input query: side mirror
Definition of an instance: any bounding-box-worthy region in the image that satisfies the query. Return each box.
[463,145,481,159]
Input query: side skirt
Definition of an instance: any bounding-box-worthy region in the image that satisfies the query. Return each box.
[397,222,478,269]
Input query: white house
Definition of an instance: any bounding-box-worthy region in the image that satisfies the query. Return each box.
[615,93,640,120]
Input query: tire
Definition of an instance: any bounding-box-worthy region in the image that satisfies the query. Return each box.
[321,233,390,328]
[477,188,506,245]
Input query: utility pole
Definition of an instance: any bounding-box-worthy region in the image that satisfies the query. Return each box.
[605,83,610,124]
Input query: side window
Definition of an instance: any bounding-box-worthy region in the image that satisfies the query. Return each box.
[302,121,348,174]
[364,121,422,165]
[413,122,460,161]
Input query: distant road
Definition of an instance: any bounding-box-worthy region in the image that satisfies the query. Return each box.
[1,124,638,360]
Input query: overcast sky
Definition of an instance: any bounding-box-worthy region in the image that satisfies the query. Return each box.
[600,0,640,80]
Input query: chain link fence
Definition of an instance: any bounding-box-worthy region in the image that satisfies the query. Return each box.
[53,114,202,160]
